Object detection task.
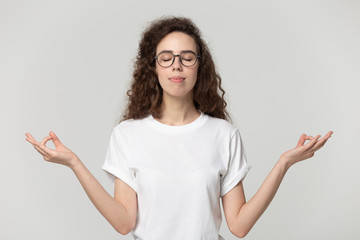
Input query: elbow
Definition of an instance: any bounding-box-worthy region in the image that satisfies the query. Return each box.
[230,226,250,239]
[114,225,131,235]
[235,231,249,239]
[232,230,249,239]
[114,225,129,235]
[114,220,136,235]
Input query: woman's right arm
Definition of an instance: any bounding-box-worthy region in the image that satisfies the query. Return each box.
[25,131,137,235]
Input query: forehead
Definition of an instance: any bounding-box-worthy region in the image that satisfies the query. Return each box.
[156,32,197,54]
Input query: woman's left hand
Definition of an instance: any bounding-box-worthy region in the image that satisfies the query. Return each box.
[280,131,333,167]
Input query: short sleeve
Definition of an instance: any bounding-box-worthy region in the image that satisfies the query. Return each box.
[220,130,250,197]
[102,127,138,193]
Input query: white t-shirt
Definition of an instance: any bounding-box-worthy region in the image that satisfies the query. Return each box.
[102,112,250,240]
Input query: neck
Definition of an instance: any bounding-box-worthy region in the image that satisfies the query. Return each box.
[156,93,200,126]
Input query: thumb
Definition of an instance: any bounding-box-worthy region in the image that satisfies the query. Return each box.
[296,134,307,147]
[49,131,63,146]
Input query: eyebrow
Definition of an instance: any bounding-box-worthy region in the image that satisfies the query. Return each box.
[157,50,197,54]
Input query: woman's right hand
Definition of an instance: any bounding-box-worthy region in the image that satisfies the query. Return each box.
[25,131,80,169]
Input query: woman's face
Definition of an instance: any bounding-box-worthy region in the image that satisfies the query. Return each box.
[155,31,199,101]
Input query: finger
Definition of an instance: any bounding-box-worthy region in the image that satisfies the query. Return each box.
[40,136,51,147]
[312,131,333,151]
[33,142,50,157]
[305,135,314,140]
[313,138,328,151]
[49,131,63,147]
[26,136,39,146]
[25,137,35,145]
[314,131,332,145]
[34,141,54,156]
[320,132,332,142]
[303,136,314,145]
[26,133,53,158]
[324,131,333,138]
[40,136,52,146]
[25,133,38,144]
[316,131,332,142]
[304,134,321,150]
[296,134,307,147]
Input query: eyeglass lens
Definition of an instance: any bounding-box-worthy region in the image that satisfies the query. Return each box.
[157,51,197,67]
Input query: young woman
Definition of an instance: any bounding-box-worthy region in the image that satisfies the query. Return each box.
[25,17,333,239]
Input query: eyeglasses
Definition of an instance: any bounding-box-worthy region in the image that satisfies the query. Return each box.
[154,50,200,67]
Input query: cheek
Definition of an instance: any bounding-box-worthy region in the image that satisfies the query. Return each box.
[155,66,166,79]
[192,63,199,75]
[156,69,167,87]
[191,68,199,81]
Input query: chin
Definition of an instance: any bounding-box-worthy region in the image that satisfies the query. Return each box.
[163,90,193,100]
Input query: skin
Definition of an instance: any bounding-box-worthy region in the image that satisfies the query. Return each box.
[222,132,333,237]
[25,31,333,238]
[154,31,200,125]
[25,131,137,234]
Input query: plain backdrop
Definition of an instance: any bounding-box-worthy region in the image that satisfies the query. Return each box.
[1,0,359,239]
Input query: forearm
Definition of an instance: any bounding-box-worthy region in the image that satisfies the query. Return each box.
[234,158,291,237]
[71,158,132,234]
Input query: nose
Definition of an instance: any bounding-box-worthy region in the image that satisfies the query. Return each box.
[172,55,183,71]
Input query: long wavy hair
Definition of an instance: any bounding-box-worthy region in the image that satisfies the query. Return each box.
[120,16,231,122]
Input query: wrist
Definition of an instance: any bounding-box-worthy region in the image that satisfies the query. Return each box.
[69,157,82,171]
[277,156,292,171]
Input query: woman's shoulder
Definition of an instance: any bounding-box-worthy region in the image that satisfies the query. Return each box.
[114,115,151,131]
[204,114,238,134]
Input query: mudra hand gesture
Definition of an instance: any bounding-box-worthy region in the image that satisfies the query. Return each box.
[25,131,79,169]
[279,131,333,167]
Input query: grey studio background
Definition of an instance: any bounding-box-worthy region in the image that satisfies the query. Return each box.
[1,0,359,239]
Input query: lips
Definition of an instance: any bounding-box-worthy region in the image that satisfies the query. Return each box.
[169,77,185,83]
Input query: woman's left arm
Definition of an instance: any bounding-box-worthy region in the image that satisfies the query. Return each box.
[222,131,333,238]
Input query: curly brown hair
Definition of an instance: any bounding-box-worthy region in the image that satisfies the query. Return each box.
[121,16,231,123]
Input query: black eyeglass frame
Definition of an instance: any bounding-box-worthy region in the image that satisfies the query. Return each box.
[154,50,201,67]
